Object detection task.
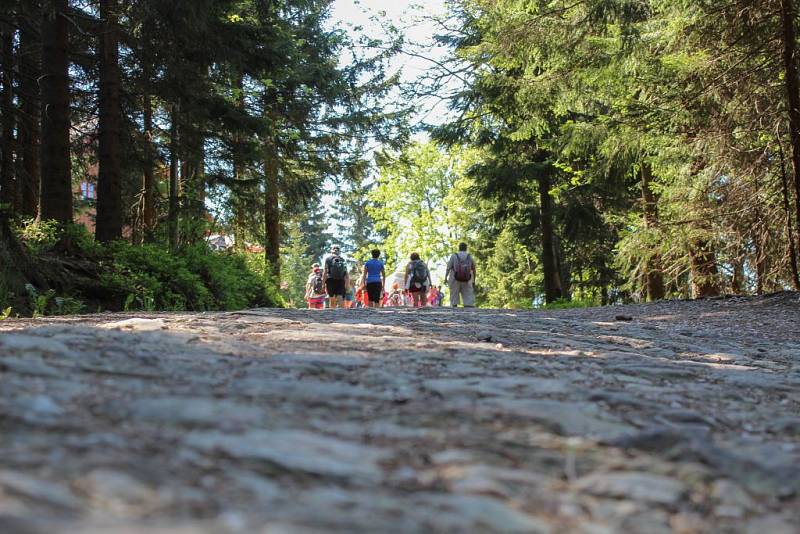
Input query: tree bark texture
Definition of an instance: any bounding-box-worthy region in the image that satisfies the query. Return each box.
[142,93,156,241]
[689,239,720,298]
[17,3,41,219]
[168,104,179,251]
[0,29,15,210]
[264,145,280,276]
[641,163,666,301]
[39,0,72,224]
[95,0,123,242]
[179,114,205,244]
[537,170,563,304]
[233,75,246,250]
[779,140,800,289]
[780,0,800,269]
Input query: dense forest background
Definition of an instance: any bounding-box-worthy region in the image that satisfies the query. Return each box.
[1,0,800,314]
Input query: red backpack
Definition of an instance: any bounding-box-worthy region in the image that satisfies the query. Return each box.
[454,253,472,282]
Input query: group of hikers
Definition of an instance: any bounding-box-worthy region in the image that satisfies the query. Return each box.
[304,243,477,309]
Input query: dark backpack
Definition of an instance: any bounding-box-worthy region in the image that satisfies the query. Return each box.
[311,274,325,294]
[454,253,472,282]
[329,255,348,280]
[411,260,429,286]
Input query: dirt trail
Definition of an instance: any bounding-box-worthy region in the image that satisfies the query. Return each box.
[1,294,799,532]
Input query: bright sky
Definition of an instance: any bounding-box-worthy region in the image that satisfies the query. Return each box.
[322,0,455,267]
[330,0,452,129]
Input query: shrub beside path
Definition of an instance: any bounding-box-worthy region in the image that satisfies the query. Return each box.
[1,294,799,532]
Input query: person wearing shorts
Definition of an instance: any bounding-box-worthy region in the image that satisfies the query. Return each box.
[363,249,386,308]
[343,281,355,308]
[323,245,347,308]
[405,252,432,307]
[305,264,326,309]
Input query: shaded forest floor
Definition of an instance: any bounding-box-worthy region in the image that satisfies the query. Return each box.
[1,294,799,532]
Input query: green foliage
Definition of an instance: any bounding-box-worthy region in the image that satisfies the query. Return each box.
[8,218,283,314]
[241,253,286,309]
[64,223,104,256]
[14,219,103,257]
[281,222,313,308]
[477,226,543,309]
[0,306,12,320]
[181,245,270,310]
[15,219,60,254]
[424,0,800,303]
[369,142,479,271]
[25,284,54,318]
[101,242,282,312]
[24,284,84,317]
[101,243,211,311]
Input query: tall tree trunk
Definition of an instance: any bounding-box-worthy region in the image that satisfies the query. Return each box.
[168,103,179,251]
[262,91,281,276]
[95,0,123,242]
[754,228,766,295]
[0,29,15,210]
[141,92,156,241]
[641,162,666,301]
[779,140,800,289]
[17,3,41,219]
[537,169,563,303]
[731,247,746,294]
[780,0,800,267]
[179,115,205,245]
[689,238,720,298]
[39,0,71,224]
[233,74,246,250]
[264,144,280,276]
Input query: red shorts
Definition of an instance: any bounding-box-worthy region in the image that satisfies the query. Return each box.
[307,297,324,309]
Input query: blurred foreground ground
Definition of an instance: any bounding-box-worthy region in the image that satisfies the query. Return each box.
[1,294,799,533]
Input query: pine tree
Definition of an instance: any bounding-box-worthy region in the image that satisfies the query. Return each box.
[17,0,41,219]
[39,0,71,224]
[95,0,123,242]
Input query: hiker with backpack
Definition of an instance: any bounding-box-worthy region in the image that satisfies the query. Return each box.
[445,242,477,307]
[323,245,349,309]
[387,282,404,306]
[405,252,432,307]
[363,249,386,308]
[305,264,326,309]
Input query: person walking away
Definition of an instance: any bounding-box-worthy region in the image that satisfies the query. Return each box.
[363,249,386,308]
[405,252,432,307]
[388,282,404,306]
[427,285,439,307]
[323,245,348,308]
[305,264,326,309]
[436,285,445,307]
[343,278,356,308]
[445,242,476,307]
[355,275,367,308]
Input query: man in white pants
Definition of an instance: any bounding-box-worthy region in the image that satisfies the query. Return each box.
[445,242,477,307]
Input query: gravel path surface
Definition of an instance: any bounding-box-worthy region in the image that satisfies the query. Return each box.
[1,293,799,532]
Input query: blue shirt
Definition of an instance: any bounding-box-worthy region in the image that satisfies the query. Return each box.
[364,259,384,283]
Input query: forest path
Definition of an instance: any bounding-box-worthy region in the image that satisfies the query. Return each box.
[1,294,799,532]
